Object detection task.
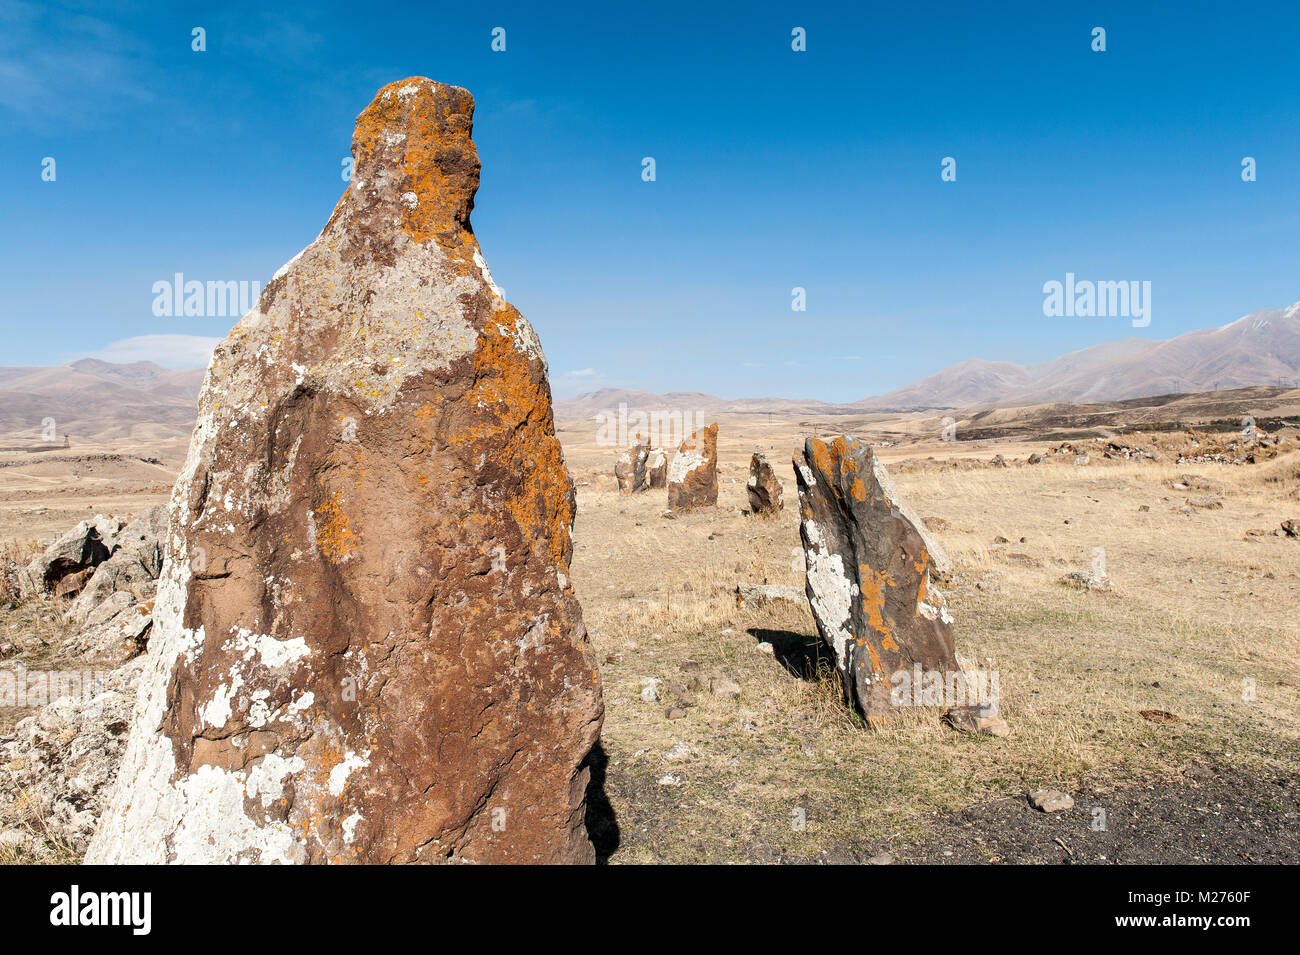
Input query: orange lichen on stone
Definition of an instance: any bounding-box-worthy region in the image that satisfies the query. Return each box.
[315,491,357,562]
[863,640,885,678]
[350,77,479,249]
[858,565,896,639]
[450,309,574,570]
[809,437,834,478]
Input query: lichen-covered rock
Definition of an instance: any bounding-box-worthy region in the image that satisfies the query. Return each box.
[0,661,143,858]
[59,593,154,667]
[614,439,649,494]
[87,77,603,865]
[793,435,957,721]
[646,449,668,488]
[65,505,166,628]
[747,451,783,515]
[17,516,123,599]
[667,424,718,511]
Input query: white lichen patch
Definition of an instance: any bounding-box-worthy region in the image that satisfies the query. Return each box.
[225,628,312,669]
[516,617,548,656]
[328,750,372,797]
[802,518,857,672]
[200,674,242,729]
[473,249,506,302]
[668,449,704,484]
[245,753,307,809]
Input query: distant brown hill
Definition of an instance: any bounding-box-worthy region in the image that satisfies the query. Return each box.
[0,359,205,444]
[556,301,1300,417]
[8,303,1299,442]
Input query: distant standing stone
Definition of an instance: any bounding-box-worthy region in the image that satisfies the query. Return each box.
[646,449,668,488]
[747,451,783,514]
[667,423,719,511]
[615,439,650,494]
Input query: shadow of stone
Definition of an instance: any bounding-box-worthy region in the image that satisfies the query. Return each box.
[583,740,619,864]
[748,627,835,682]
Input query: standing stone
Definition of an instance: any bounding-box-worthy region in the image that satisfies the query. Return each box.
[794,435,957,721]
[667,424,718,511]
[646,449,668,488]
[614,439,649,494]
[747,451,783,514]
[87,78,603,865]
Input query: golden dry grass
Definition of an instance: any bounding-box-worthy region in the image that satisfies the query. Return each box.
[0,412,1297,862]
[562,420,1300,862]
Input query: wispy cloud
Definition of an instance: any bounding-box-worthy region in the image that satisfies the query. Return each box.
[80,334,220,369]
[552,366,609,398]
[0,1,157,129]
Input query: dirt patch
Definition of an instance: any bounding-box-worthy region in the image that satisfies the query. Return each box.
[890,761,1300,864]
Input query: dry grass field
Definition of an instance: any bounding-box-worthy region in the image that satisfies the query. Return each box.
[2,407,1298,863]
[558,412,1300,863]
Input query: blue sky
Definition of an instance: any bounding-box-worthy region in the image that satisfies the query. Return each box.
[2,0,1297,401]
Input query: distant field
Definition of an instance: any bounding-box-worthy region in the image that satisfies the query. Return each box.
[3,395,1299,862]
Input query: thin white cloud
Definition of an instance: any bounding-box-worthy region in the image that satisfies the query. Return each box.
[0,3,156,128]
[82,334,221,369]
[552,367,608,398]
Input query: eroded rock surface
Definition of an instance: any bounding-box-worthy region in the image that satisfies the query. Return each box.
[614,439,649,494]
[65,505,166,628]
[667,424,718,511]
[793,435,958,720]
[747,451,783,515]
[87,77,603,865]
[646,449,668,488]
[0,662,143,858]
[17,517,121,599]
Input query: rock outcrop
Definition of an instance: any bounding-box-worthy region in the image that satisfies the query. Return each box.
[667,424,718,511]
[0,662,143,858]
[614,439,649,494]
[735,582,803,608]
[17,516,122,599]
[88,78,603,865]
[646,449,668,488]
[65,506,166,627]
[747,451,783,514]
[793,435,958,720]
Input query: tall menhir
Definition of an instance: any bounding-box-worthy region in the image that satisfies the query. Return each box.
[88,78,604,864]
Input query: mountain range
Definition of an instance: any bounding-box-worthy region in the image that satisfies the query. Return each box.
[0,359,206,444]
[555,301,1300,417]
[4,303,1298,442]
